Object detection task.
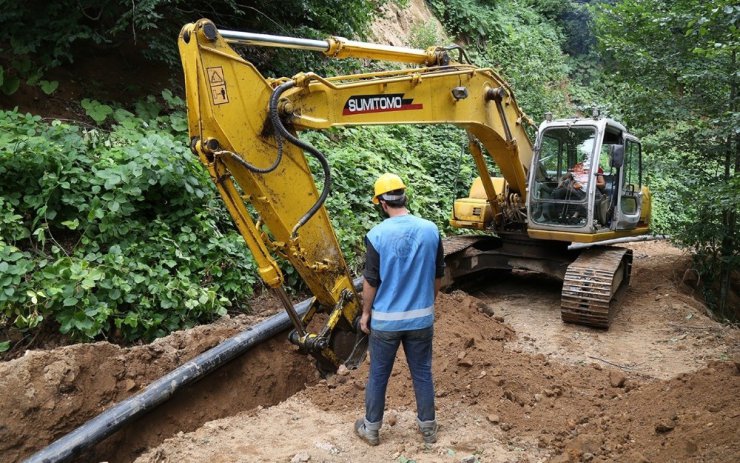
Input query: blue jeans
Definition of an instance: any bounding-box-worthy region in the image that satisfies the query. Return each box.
[365,326,435,425]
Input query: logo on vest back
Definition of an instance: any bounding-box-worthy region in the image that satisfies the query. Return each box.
[394,232,419,258]
[343,94,423,115]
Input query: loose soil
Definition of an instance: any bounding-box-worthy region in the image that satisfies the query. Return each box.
[369,0,447,47]
[2,241,738,463]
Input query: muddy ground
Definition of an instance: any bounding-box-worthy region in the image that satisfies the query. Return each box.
[1,241,738,463]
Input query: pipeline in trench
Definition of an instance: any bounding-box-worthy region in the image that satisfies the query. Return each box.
[86,331,317,463]
[22,279,362,463]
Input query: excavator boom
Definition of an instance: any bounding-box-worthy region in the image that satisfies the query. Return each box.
[178,19,535,372]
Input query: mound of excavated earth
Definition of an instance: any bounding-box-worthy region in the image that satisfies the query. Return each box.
[1,241,738,463]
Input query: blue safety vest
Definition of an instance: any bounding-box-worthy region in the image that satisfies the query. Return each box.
[366,214,440,331]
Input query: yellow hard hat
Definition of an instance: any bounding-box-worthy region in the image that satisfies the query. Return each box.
[373,173,406,204]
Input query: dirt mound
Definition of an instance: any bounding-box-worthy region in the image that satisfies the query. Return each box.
[554,361,739,463]
[131,243,740,463]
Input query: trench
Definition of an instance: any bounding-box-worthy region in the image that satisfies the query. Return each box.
[0,320,320,463]
[85,332,318,463]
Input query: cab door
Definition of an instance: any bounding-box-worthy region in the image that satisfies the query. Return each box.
[615,137,643,230]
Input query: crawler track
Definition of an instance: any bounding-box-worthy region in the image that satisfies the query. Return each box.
[442,236,634,329]
[560,246,632,328]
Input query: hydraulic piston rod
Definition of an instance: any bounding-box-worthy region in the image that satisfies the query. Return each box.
[220,29,329,52]
[219,28,444,65]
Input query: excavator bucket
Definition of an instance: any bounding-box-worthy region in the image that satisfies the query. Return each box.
[331,327,368,370]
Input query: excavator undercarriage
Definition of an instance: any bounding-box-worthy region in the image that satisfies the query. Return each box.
[560,247,632,328]
[442,235,633,328]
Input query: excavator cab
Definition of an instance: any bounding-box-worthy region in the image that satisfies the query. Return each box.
[527,117,650,243]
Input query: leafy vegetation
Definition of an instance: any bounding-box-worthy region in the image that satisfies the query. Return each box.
[0,0,384,95]
[0,96,260,342]
[592,0,738,319]
[429,0,572,118]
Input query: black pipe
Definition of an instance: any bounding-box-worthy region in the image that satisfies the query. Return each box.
[24,277,363,463]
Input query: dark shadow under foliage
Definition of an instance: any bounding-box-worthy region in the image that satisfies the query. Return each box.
[0,0,381,96]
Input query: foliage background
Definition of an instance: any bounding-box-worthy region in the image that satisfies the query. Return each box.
[0,97,261,343]
[0,0,736,349]
[591,0,738,319]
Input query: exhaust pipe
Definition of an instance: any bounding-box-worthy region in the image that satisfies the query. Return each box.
[24,278,363,463]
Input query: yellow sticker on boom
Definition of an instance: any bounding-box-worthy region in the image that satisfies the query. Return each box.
[207,66,229,105]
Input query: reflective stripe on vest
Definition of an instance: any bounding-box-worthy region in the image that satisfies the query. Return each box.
[371,305,433,321]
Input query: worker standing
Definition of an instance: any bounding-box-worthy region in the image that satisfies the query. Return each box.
[354,173,445,446]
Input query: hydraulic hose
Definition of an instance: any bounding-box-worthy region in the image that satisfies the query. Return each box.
[439,44,473,65]
[218,147,283,174]
[268,80,333,239]
[23,278,362,463]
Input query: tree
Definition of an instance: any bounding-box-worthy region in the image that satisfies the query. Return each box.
[594,0,739,319]
[0,0,381,97]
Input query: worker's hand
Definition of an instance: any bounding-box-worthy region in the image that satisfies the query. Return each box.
[559,172,573,186]
[360,312,371,334]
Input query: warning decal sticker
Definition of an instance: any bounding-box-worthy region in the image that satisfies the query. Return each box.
[342,93,422,115]
[207,67,229,105]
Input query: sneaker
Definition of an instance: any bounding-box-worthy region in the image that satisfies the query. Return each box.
[354,418,380,446]
[419,422,438,444]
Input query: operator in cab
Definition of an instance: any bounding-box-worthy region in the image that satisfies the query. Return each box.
[554,157,606,201]
[355,173,445,446]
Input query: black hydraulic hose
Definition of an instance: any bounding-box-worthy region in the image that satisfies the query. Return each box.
[221,148,283,174]
[24,278,362,463]
[440,44,473,65]
[268,80,333,239]
[569,234,669,250]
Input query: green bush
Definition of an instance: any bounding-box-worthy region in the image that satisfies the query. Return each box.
[592,0,738,319]
[0,0,385,95]
[429,0,571,119]
[304,124,479,273]
[409,22,444,49]
[0,100,259,342]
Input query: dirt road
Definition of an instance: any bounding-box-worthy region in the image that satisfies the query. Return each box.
[2,241,738,463]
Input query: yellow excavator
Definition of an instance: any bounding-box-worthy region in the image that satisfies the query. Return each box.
[177,19,651,373]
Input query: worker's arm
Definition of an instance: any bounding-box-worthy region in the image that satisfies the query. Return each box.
[361,279,377,334]
[434,278,442,300]
[361,237,381,334]
[434,236,445,301]
[596,173,606,190]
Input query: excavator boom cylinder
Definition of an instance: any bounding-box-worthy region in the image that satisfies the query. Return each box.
[220,29,329,52]
[220,29,442,65]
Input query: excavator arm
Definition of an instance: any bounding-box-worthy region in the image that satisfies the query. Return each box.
[177,19,534,372]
